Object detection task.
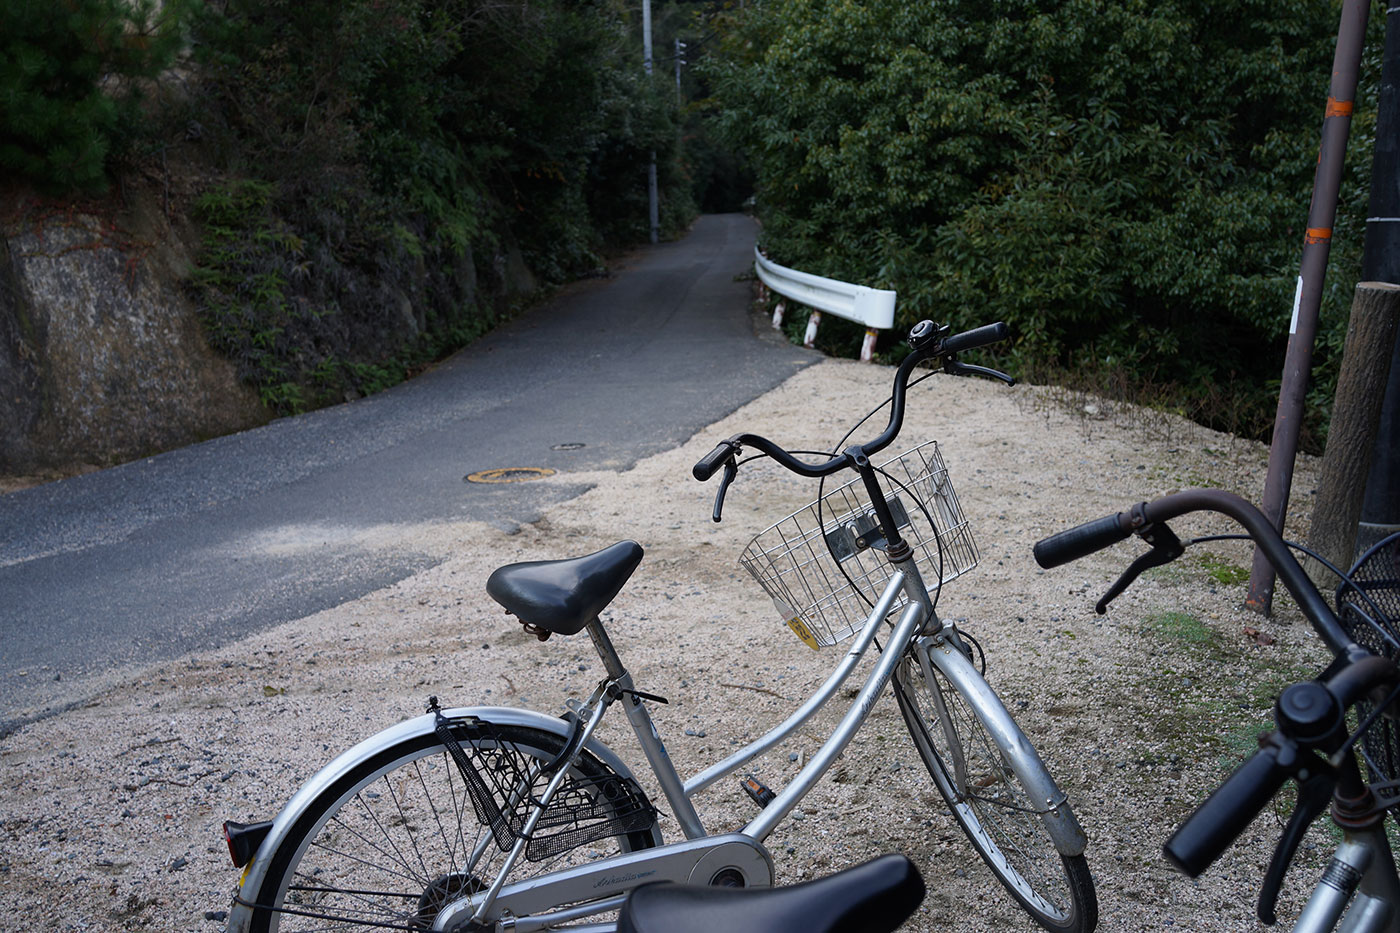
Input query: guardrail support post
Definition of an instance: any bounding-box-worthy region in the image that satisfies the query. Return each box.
[861,329,878,362]
[803,311,821,348]
[772,301,785,330]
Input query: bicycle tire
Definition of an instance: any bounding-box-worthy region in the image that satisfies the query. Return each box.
[242,719,659,932]
[893,653,1097,933]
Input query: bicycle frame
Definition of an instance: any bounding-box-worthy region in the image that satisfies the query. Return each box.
[433,571,922,930]
[435,552,1084,932]
[1291,826,1400,933]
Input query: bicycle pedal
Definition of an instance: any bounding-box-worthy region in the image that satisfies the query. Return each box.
[741,774,776,809]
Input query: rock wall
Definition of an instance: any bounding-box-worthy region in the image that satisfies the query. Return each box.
[0,189,265,474]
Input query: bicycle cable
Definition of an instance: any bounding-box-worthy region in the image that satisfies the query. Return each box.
[875,462,948,616]
[957,626,988,677]
[1331,678,1400,768]
[808,442,955,658]
[734,449,837,470]
[1186,532,1394,640]
[862,461,946,658]
[1186,532,1349,584]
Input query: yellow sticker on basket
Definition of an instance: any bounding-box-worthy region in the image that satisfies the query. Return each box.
[786,616,822,651]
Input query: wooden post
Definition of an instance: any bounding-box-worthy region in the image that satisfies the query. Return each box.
[1357,1,1400,550]
[1306,282,1400,586]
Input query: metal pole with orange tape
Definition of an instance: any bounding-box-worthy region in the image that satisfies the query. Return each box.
[1246,0,1372,616]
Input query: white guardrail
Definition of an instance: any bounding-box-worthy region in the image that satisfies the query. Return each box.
[754,247,897,362]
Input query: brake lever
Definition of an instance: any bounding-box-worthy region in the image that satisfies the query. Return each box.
[942,358,1016,385]
[1257,767,1335,925]
[711,460,738,523]
[1095,522,1185,613]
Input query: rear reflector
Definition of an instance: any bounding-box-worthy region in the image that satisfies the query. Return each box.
[224,819,274,868]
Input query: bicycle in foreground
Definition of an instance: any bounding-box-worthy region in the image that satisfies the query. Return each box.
[1036,487,1400,931]
[220,319,1098,933]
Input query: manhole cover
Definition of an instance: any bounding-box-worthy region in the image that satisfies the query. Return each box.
[464,467,557,484]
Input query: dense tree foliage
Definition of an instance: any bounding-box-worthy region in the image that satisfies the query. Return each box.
[707,0,1380,447]
[0,0,186,192]
[3,0,718,415]
[184,0,699,412]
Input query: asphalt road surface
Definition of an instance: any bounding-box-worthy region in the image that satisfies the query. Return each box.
[0,213,816,734]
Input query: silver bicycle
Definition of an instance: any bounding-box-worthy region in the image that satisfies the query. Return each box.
[220,320,1097,933]
[1037,489,1400,931]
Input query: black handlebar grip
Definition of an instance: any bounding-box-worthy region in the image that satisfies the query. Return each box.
[1033,514,1131,568]
[693,441,736,481]
[1162,744,1293,877]
[941,322,1010,355]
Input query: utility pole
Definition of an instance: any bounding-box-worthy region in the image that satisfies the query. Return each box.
[1358,2,1400,554]
[676,39,686,103]
[1246,0,1370,615]
[643,0,659,244]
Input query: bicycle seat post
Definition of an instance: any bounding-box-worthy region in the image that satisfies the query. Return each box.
[585,614,708,839]
[584,616,629,683]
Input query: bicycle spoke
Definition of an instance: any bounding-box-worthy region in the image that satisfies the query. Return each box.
[245,722,657,932]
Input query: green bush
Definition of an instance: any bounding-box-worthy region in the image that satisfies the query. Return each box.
[0,0,187,193]
[707,0,1379,449]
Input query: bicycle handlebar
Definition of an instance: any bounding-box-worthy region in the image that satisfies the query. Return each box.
[691,320,1012,485]
[1042,494,1399,921]
[1163,656,1396,880]
[1033,514,1131,568]
[693,440,739,482]
[1162,737,1297,877]
[941,321,1009,355]
[1033,489,1359,658]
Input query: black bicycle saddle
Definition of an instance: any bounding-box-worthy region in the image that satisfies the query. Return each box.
[485,540,644,636]
[617,854,925,933]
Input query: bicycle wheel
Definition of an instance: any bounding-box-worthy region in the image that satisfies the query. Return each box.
[893,653,1097,933]
[243,718,660,932]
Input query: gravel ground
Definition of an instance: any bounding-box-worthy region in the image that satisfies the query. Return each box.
[0,354,1340,932]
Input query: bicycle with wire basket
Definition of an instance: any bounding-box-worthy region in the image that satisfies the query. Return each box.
[1036,489,1400,930]
[218,319,1097,933]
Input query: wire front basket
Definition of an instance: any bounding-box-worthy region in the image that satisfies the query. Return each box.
[1335,532,1400,790]
[739,441,978,648]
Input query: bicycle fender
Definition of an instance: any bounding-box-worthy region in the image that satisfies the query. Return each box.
[224,706,660,933]
[927,643,1089,857]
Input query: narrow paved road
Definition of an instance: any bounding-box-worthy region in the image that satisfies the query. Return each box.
[0,214,816,733]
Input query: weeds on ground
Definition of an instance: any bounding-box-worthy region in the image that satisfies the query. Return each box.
[1013,358,1292,452]
[1196,553,1250,587]
[1125,606,1314,795]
